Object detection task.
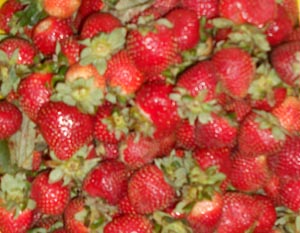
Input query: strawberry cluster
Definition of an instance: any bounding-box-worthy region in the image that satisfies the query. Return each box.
[0,0,299,232]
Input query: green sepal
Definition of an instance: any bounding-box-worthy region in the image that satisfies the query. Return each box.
[0,140,14,174]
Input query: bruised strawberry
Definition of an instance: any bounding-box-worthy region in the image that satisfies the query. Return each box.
[37,101,94,160]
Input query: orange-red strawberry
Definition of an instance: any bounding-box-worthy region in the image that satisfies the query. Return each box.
[37,101,94,160]
[181,0,219,19]
[103,214,153,233]
[83,160,129,205]
[127,164,176,214]
[212,47,255,99]
[0,0,23,33]
[18,72,53,122]
[0,101,22,139]
[165,8,200,51]
[32,16,73,56]
[42,0,81,19]
[30,171,70,215]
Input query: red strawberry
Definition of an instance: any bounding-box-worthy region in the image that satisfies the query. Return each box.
[42,0,80,19]
[270,41,300,86]
[79,12,122,39]
[117,194,138,215]
[126,20,177,76]
[263,173,281,205]
[37,101,94,160]
[104,50,145,95]
[0,101,22,139]
[187,192,223,233]
[285,27,300,42]
[18,72,53,122]
[219,0,246,24]
[212,47,255,99]
[83,160,129,205]
[59,36,82,65]
[32,16,73,56]
[281,0,299,26]
[279,178,300,212]
[127,164,176,214]
[175,120,197,150]
[181,0,219,19]
[0,0,24,33]
[30,171,70,215]
[165,8,200,51]
[103,214,153,233]
[0,37,36,65]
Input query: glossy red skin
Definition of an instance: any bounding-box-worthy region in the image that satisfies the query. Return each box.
[64,197,89,233]
[103,214,153,233]
[60,36,82,65]
[104,50,145,94]
[0,101,22,139]
[128,164,176,214]
[32,16,73,56]
[212,47,255,99]
[279,178,300,212]
[126,24,177,76]
[135,81,181,138]
[165,8,199,51]
[30,172,70,215]
[117,194,138,215]
[79,12,122,39]
[271,41,300,86]
[37,101,94,160]
[219,0,246,24]
[237,111,285,157]
[18,72,53,122]
[0,37,36,65]
[83,160,129,205]
[0,0,24,33]
[181,0,219,19]
[175,120,197,150]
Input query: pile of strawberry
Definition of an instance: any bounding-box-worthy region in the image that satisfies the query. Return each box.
[0,0,300,232]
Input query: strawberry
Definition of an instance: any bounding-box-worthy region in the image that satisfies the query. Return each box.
[212,47,255,99]
[83,160,129,205]
[0,37,36,65]
[127,164,176,214]
[0,101,22,139]
[117,194,138,215]
[175,120,197,150]
[103,214,153,233]
[36,101,94,160]
[59,36,82,65]
[30,171,70,215]
[281,0,299,26]
[0,0,23,33]
[270,41,300,86]
[285,27,300,42]
[279,178,300,212]
[219,0,246,25]
[165,8,200,51]
[18,72,53,122]
[42,0,81,19]
[126,19,177,76]
[181,0,219,19]
[32,16,73,56]
[79,12,122,39]
[104,50,145,95]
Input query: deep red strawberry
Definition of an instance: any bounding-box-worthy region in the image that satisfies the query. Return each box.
[30,171,70,215]
[279,178,300,212]
[175,120,197,150]
[32,16,73,56]
[285,27,300,42]
[37,101,94,160]
[181,0,219,19]
[0,0,24,33]
[219,0,246,24]
[0,101,22,139]
[42,0,81,19]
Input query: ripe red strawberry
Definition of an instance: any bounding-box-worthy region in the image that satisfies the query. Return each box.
[83,160,129,205]
[37,101,94,160]
[59,36,82,65]
[272,96,300,133]
[126,20,177,76]
[279,178,300,212]
[0,101,22,139]
[79,12,122,39]
[175,120,197,150]
[270,41,300,86]
[219,0,246,24]
[237,111,285,157]
[18,72,53,122]
[30,171,70,215]
[213,47,255,99]
[222,96,252,122]
[42,0,81,19]
[187,192,223,233]
[0,37,36,65]
[263,173,281,205]
[285,27,300,42]
[135,81,181,138]
[103,214,153,233]
[181,0,219,19]
[281,0,299,26]
[32,16,73,56]
[127,164,176,214]
[230,153,270,192]
[0,0,24,33]
[165,8,199,51]
[104,50,145,95]
[117,194,138,215]
[265,5,293,46]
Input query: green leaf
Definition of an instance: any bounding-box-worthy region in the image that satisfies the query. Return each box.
[0,140,14,174]
[49,168,64,184]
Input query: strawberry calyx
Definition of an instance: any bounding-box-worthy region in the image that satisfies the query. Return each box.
[275,206,300,232]
[79,27,127,75]
[47,145,101,186]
